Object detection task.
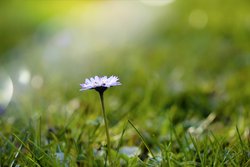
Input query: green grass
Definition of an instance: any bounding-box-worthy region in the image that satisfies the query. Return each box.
[0,114,249,166]
[1,0,250,166]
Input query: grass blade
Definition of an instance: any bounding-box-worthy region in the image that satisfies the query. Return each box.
[128,120,155,159]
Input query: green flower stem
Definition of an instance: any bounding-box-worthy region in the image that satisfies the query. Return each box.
[99,92,111,162]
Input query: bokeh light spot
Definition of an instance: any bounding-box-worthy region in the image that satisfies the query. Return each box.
[189,9,208,29]
[18,69,31,85]
[31,75,44,89]
[140,0,175,6]
[0,69,14,112]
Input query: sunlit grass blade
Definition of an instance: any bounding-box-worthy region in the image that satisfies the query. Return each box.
[236,126,246,152]
[2,133,42,166]
[10,143,22,167]
[128,120,155,159]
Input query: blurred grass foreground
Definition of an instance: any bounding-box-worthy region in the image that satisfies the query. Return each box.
[0,0,250,166]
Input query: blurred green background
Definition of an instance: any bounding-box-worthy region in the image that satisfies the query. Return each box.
[1,0,250,137]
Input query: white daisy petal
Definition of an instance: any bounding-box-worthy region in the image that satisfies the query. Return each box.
[80,75,121,92]
[90,77,95,82]
[85,79,91,84]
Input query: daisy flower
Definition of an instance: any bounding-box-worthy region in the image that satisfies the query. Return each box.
[79,75,121,163]
[80,76,121,93]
